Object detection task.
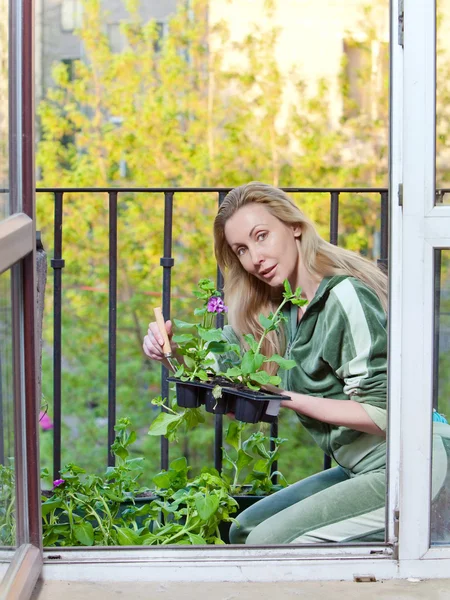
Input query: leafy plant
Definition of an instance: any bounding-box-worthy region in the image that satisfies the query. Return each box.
[222,280,308,391]
[41,417,152,547]
[0,461,15,546]
[147,395,206,442]
[42,417,238,546]
[222,421,289,496]
[172,279,239,382]
[147,457,238,545]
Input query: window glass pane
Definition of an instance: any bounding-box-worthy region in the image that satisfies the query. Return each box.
[0,0,9,218]
[436,0,450,204]
[0,269,16,549]
[431,249,450,544]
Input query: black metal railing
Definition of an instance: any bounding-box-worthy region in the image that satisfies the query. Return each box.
[35,186,389,480]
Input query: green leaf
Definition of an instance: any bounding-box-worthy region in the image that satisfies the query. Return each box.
[283,279,293,296]
[268,375,281,385]
[152,472,173,489]
[41,498,63,517]
[115,527,142,546]
[148,413,181,437]
[198,327,224,343]
[225,421,242,450]
[172,333,194,344]
[225,367,242,378]
[173,319,195,329]
[241,351,256,375]
[73,522,94,546]
[243,334,258,352]
[249,371,271,385]
[188,533,207,545]
[194,492,219,520]
[170,456,188,473]
[246,382,260,391]
[265,354,297,370]
[291,296,308,307]
[196,369,209,381]
[236,449,254,472]
[180,356,194,370]
[258,314,274,329]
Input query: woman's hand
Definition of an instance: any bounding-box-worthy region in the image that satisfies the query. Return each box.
[143,319,177,363]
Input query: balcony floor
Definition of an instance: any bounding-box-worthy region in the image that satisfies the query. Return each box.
[31,578,450,599]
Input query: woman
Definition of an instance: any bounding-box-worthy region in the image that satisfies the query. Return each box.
[144,182,449,544]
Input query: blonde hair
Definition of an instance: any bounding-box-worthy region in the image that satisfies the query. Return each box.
[214,182,388,365]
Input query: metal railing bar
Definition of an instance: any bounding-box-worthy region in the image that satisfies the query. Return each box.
[214,191,227,473]
[107,191,118,466]
[329,191,340,247]
[36,187,388,194]
[160,191,175,471]
[51,191,64,480]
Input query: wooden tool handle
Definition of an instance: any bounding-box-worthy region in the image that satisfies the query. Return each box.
[153,307,172,355]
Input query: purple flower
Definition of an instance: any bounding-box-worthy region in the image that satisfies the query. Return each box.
[207,296,228,314]
[39,411,53,431]
[53,479,65,489]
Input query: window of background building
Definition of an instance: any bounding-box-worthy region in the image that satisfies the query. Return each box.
[342,37,388,120]
[61,0,83,33]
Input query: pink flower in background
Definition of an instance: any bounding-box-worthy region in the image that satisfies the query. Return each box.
[39,411,53,431]
[53,479,65,489]
[207,296,228,314]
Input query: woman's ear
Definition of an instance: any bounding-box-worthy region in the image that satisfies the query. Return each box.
[292,224,302,238]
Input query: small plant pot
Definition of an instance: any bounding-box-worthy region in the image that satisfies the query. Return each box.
[234,398,266,423]
[219,494,264,544]
[204,390,234,415]
[168,377,208,408]
[223,387,290,424]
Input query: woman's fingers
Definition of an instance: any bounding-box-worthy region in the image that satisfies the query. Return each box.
[143,322,167,360]
[143,320,176,361]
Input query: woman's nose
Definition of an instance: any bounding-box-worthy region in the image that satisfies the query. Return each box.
[249,247,264,267]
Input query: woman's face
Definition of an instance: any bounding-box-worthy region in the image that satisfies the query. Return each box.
[224,203,301,288]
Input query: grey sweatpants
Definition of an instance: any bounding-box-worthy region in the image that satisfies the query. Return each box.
[229,423,450,545]
[229,465,386,545]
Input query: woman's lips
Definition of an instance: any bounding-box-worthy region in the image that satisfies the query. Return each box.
[261,265,277,279]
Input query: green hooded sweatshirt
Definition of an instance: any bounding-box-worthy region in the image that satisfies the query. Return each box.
[279,275,387,473]
[221,275,387,473]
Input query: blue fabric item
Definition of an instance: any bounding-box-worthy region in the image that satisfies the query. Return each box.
[433,410,449,424]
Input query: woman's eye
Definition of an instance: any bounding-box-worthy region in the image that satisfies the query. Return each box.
[237,247,246,257]
[256,232,267,241]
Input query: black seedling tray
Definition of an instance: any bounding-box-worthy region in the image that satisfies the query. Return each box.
[168,377,289,424]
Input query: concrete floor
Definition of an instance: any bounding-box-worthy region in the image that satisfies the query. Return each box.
[31,579,450,599]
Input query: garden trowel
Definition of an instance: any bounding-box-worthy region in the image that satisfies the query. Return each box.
[153,307,178,372]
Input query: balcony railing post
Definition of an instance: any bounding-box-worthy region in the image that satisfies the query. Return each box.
[51,191,64,480]
[107,191,118,466]
[329,190,340,246]
[160,191,175,471]
[214,191,227,473]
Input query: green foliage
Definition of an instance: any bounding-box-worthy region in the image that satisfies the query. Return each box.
[222,421,289,496]
[41,418,237,546]
[147,395,205,442]
[223,281,307,390]
[171,279,239,382]
[0,461,15,546]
